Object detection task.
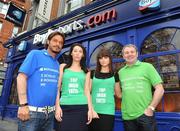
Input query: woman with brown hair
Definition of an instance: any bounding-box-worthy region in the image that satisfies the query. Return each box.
[88,48,121,131]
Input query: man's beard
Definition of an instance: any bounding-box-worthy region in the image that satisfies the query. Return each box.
[52,50,60,54]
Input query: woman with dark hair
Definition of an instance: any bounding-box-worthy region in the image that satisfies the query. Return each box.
[88,48,121,131]
[55,43,92,131]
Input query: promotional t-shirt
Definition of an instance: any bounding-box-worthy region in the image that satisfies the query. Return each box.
[119,60,162,120]
[60,69,87,105]
[92,76,115,115]
[19,49,59,107]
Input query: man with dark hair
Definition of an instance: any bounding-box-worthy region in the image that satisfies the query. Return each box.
[17,31,65,131]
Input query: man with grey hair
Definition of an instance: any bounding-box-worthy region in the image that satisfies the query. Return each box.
[118,44,164,131]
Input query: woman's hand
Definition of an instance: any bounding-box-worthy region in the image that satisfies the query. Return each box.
[86,109,93,125]
[92,109,99,119]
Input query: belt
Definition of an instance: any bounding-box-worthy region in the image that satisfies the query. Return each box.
[29,106,55,113]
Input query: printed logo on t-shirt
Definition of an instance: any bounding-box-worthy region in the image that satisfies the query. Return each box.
[39,67,58,87]
[96,88,106,104]
[68,77,79,94]
[122,76,145,93]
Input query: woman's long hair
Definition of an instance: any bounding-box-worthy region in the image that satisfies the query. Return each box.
[96,48,113,73]
[64,43,88,73]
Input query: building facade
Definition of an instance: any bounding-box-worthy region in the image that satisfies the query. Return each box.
[1,0,180,130]
[0,0,31,62]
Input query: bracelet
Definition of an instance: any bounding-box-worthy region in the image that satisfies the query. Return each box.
[148,106,155,111]
[19,103,28,107]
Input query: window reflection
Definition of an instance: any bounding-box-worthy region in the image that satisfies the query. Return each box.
[159,55,177,73]
[141,28,180,54]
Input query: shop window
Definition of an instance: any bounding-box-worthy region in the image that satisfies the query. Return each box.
[0,2,8,15]
[90,41,123,69]
[143,55,180,90]
[65,0,84,14]
[141,28,180,54]
[141,27,180,112]
[8,64,21,105]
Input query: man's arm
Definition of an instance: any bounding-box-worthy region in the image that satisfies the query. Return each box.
[149,84,164,110]
[17,73,29,121]
[144,83,164,116]
[17,73,28,104]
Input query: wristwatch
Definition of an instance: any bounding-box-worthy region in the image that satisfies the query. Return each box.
[19,103,28,107]
[148,106,155,111]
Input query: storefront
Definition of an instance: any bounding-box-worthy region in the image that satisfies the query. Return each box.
[1,0,180,130]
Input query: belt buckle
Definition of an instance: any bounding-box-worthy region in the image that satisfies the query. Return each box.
[45,106,52,113]
[42,106,49,119]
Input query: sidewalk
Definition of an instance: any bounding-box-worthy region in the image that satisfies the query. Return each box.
[0,118,18,131]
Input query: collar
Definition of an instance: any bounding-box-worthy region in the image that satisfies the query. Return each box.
[42,49,58,60]
[124,60,141,68]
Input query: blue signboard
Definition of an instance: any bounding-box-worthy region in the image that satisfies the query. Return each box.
[139,0,160,11]
[5,3,26,27]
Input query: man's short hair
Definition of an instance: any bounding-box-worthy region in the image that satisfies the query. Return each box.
[122,44,138,55]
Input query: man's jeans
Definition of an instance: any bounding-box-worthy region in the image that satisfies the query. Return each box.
[123,114,157,131]
[18,111,54,131]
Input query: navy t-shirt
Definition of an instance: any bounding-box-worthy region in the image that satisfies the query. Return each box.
[19,49,59,107]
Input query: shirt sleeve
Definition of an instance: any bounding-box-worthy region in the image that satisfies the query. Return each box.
[148,64,163,86]
[18,50,38,77]
[114,72,120,82]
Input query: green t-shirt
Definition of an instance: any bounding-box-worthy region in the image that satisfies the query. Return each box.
[118,61,162,120]
[91,76,115,115]
[60,69,87,105]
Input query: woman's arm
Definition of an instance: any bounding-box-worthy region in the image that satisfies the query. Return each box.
[84,71,93,124]
[114,82,122,99]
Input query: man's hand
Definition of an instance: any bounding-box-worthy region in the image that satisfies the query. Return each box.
[55,106,63,122]
[144,107,154,117]
[17,106,30,121]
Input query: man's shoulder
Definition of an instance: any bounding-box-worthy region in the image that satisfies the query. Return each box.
[118,66,127,74]
[29,49,43,54]
[28,49,45,57]
[140,61,153,68]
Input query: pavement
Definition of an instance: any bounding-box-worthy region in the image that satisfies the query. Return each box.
[0,118,18,131]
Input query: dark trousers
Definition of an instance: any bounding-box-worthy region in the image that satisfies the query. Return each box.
[88,114,114,131]
[123,114,157,131]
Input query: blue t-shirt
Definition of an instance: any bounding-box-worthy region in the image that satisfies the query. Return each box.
[19,49,59,107]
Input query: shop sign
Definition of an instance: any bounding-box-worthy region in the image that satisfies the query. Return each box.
[33,20,84,44]
[5,3,26,27]
[36,0,53,22]
[33,8,117,44]
[139,0,160,11]
[87,8,117,28]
